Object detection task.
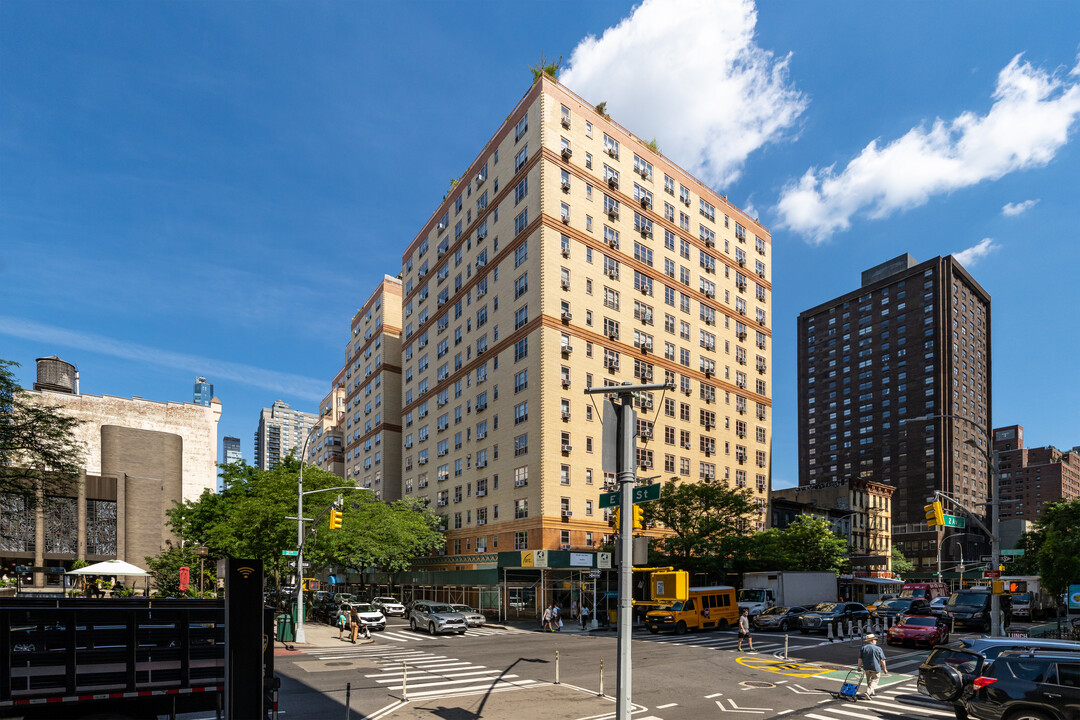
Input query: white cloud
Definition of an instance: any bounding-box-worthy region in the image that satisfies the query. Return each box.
[777,54,1080,243]
[953,238,1000,267]
[1002,199,1039,216]
[0,316,326,402]
[560,0,807,189]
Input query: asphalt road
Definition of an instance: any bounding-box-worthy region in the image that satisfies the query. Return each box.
[265,616,1047,719]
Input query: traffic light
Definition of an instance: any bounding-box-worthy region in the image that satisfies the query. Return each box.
[924,501,945,527]
[633,505,644,530]
[1007,580,1027,594]
[329,508,343,530]
[611,508,620,529]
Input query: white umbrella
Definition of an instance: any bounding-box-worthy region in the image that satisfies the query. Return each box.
[66,560,150,576]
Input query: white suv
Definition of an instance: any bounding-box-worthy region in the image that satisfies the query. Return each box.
[372,596,406,617]
[409,601,467,635]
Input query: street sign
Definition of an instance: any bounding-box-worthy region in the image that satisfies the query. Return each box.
[631,484,661,503]
[1001,549,1025,556]
[942,514,965,528]
[980,555,994,563]
[588,570,602,579]
[599,484,661,509]
[281,550,298,556]
[301,561,312,569]
[984,570,1001,578]
[600,491,621,509]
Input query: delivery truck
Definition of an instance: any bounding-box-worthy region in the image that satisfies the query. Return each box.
[1002,575,1057,620]
[737,571,837,617]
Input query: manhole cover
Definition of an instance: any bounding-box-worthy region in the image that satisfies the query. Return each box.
[740,680,775,689]
[325,661,352,666]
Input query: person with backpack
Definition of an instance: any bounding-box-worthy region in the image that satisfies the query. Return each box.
[349,607,361,644]
[542,604,553,632]
[553,604,562,632]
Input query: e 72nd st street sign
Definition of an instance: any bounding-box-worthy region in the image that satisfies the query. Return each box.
[599,483,661,509]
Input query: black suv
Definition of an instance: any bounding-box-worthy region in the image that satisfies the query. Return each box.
[798,602,871,634]
[921,649,1080,720]
[942,589,1012,633]
[875,597,932,622]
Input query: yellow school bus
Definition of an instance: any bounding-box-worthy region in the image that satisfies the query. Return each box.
[645,585,738,635]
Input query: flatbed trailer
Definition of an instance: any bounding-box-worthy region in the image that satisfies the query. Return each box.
[0,597,225,719]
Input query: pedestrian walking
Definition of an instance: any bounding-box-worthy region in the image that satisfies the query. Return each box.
[554,604,562,632]
[349,607,361,644]
[857,633,888,698]
[580,604,590,630]
[542,604,553,632]
[737,608,755,652]
[571,599,578,619]
[337,607,348,640]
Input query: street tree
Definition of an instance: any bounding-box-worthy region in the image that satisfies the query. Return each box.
[891,546,915,576]
[641,476,757,577]
[1032,499,1080,597]
[0,359,84,499]
[743,515,848,574]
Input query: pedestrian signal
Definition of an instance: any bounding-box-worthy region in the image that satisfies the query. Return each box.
[924,501,945,527]
[329,508,343,530]
[1006,580,1027,594]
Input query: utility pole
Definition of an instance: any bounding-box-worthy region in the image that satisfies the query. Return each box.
[295,431,314,644]
[585,380,672,720]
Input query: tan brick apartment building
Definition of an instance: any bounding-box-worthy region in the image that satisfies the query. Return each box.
[395,77,773,568]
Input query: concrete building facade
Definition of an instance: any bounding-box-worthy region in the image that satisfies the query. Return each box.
[341,277,404,500]
[253,400,318,471]
[397,78,773,567]
[306,385,347,478]
[797,254,991,573]
[994,425,1080,522]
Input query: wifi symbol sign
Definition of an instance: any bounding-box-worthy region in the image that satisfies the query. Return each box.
[237,566,256,579]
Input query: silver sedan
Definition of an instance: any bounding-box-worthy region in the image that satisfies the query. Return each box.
[450,604,486,628]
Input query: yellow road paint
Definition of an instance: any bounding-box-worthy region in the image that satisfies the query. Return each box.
[735,656,830,678]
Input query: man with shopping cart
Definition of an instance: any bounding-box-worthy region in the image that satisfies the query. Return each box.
[855,633,888,698]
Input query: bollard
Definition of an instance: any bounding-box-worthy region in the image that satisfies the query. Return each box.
[402,661,408,702]
[847,619,854,638]
[598,658,605,697]
[784,633,789,660]
[345,682,351,720]
[827,622,835,642]
[272,687,279,720]
[857,619,864,635]
[555,650,560,685]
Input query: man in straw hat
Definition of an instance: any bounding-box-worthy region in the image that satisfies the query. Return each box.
[856,633,888,698]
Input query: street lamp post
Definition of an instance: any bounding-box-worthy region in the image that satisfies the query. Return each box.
[196,545,209,594]
[904,413,1002,637]
[295,431,316,645]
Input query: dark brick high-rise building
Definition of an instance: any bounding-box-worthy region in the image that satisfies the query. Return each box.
[995,425,1080,522]
[797,254,991,572]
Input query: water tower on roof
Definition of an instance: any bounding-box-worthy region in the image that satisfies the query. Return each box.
[33,356,79,394]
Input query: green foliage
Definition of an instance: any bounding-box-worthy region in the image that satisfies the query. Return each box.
[745,515,848,574]
[0,359,85,499]
[156,458,445,592]
[530,53,562,81]
[1008,530,1043,576]
[891,545,915,575]
[1033,499,1080,596]
[647,138,660,153]
[641,476,757,576]
[595,101,609,119]
[145,541,210,597]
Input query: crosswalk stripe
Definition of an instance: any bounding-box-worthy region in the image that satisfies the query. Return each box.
[397,673,521,690]
[403,678,537,699]
[373,669,498,681]
[815,707,901,720]
[860,698,953,717]
[887,658,927,670]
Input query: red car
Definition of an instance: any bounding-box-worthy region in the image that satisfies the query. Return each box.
[886,614,950,647]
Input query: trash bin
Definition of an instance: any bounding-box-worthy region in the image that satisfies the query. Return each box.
[276,613,295,642]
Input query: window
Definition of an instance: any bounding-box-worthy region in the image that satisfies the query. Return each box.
[515,114,528,141]
[514,209,528,236]
[514,531,528,550]
[514,145,528,171]
[514,433,528,456]
[514,498,528,519]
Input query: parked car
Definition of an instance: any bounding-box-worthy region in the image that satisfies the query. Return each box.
[409,601,468,635]
[887,614,950,648]
[798,602,870,634]
[312,599,340,624]
[921,649,1080,720]
[342,602,387,631]
[450,604,486,628]
[333,593,357,605]
[372,596,407,617]
[876,598,932,622]
[867,594,900,617]
[901,582,951,601]
[752,606,808,632]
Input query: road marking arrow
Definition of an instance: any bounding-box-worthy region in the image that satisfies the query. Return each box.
[715,699,773,713]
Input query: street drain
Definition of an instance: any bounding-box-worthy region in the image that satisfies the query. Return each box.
[325,661,352,666]
[740,680,775,688]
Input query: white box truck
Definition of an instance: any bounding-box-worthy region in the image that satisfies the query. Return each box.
[737,571,837,617]
[1003,575,1057,620]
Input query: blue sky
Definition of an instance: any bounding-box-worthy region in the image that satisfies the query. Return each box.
[2,1,1078,489]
